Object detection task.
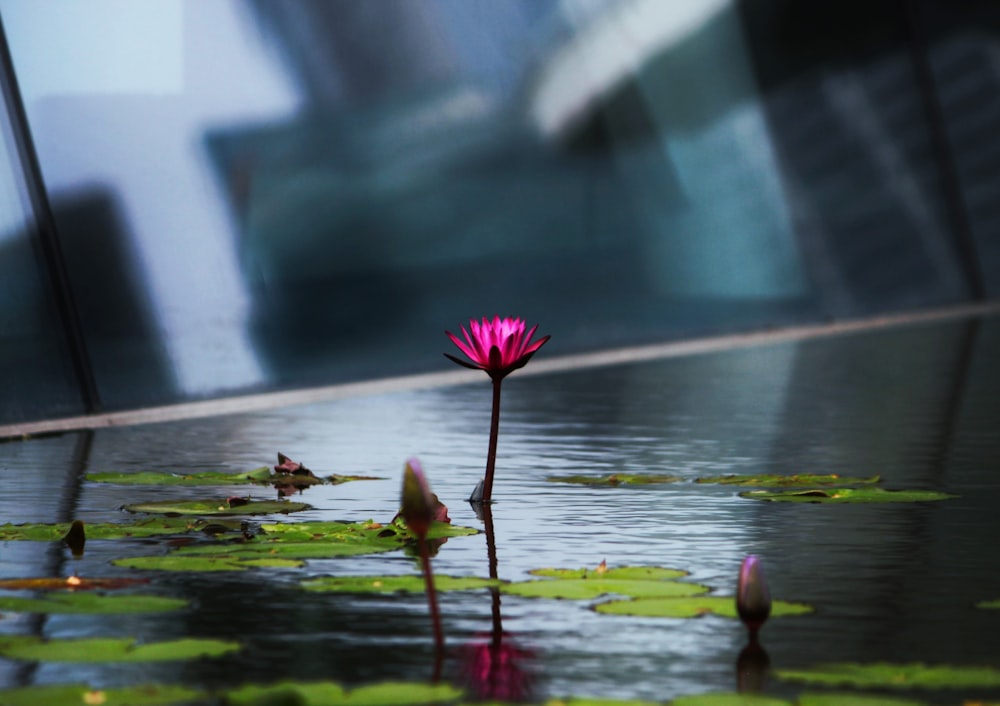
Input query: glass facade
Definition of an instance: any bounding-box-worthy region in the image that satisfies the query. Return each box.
[0,0,997,424]
[0,14,87,422]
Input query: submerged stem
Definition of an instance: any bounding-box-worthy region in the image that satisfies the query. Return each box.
[482,377,503,502]
[419,538,445,655]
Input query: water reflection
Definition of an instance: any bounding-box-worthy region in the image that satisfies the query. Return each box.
[2,317,1000,701]
[735,636,770,693]
[458,502,536,703]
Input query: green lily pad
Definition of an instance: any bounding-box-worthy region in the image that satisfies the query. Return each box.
[114,555,305,572]
[87,469,384,487]
[976,598,1000,609]
[180,519,474,560]
[776,662,1000,689]
[301,574,498,594]
[669,694,791,706]
[740,488,957,503]
[546,473,683,486]
[797,694,927,706]
[121,498,311,516]
[503,577,708,600]
[0,517,243,541]
[0,635,239,662]
[0,683,203,706]
[113,520,477,571]
[87,467,275,485]
[549,698,664,706]
[225,680,462,705]
[501,565,708,601]
[696,474,880,487]
[530,566,689,581]
[0,592,187,614]
[500,562,709,600]
[326,473,384,484]
[594,595,814,619]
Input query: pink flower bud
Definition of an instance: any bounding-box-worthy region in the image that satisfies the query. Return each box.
[736,555,771,632]
[400,458,435,539]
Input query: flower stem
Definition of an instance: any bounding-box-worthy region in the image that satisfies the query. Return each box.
[419,537,445,655]
[482,377,503,502]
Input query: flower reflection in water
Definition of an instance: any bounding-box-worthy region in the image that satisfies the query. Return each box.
[736,635,770,693]
[458,502,536,702]
[460,629,536,703]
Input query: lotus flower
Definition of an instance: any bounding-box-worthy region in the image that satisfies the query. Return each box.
[445,317,549,503]
[736,555,772,634]
[445,316,549,381]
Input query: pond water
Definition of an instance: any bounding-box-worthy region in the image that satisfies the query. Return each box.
[1,313,999,704]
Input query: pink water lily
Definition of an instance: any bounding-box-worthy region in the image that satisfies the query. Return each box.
[444,317,550,503]
[445,316,549,380]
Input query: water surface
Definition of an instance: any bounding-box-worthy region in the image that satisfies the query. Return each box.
[2,315,999,703]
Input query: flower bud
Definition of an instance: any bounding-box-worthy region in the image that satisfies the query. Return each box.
[736,555,771,632]
[400,458,435,539]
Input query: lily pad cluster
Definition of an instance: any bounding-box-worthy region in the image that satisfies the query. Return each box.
[0,682,971,706]
[504,565,813,620]
[300,563,813,622]
[548,473,879,488]
[0,680,463,706]
[0,592,186,614]
[107,518,475,573]
[776,662,1000,690]
[0,635,239,663]
[86,452,384,489]
[669,692,932,706]
[0,517,244,541]
[546,472,957,504]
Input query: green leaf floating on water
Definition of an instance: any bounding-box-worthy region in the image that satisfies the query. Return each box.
[796,693,928,706]
[546,473,683,486]
[87,468,383,487]
[114,555,305,572]
[669,693,792,706]
[121,498,311,516]
[501,565,709,600]
[87,467,275,485]
[667,694,927,706]
[113,520,477,571]
[0,635,239,662]
[0,683,203,706]
[504,577,707,600]
[595,595,814,619]
[542,696,668,706]
[740,488,957,503]
[696,473,881,487]
[0,517,244,541]
[532,566,689,580]
[302,574,498,594]
[225,680,463,705]
[0,592,187,614]
[976,598,1000,609]
[776,662,1000,689]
